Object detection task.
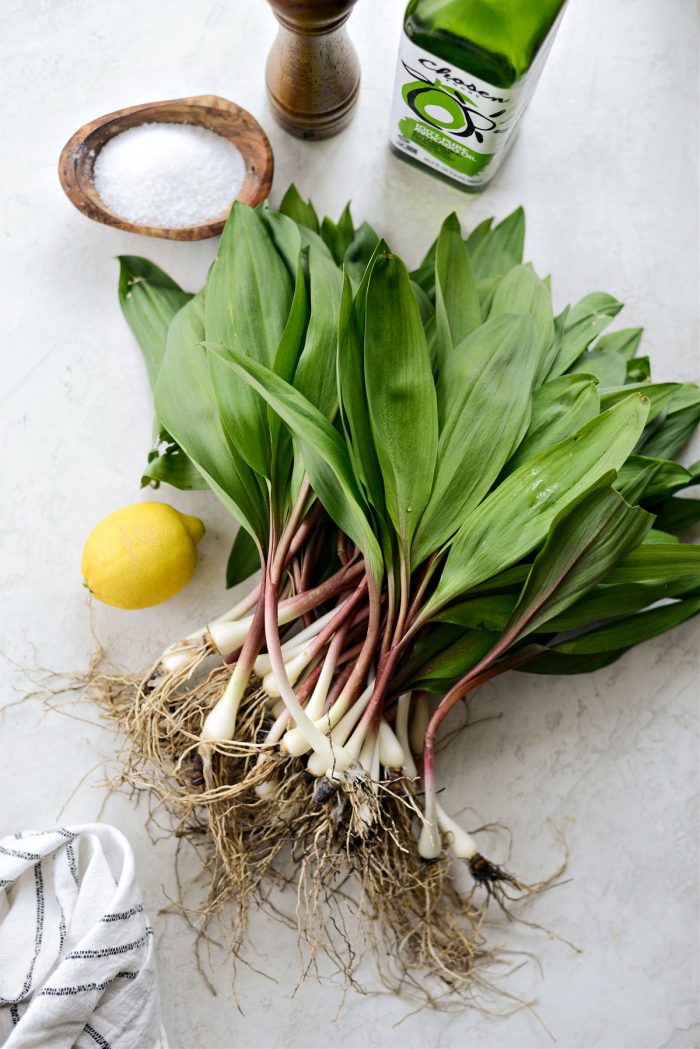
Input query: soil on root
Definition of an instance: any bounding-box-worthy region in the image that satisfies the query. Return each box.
[87,660,569,1011]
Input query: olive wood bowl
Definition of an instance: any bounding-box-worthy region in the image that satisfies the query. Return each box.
[58,94,274,240]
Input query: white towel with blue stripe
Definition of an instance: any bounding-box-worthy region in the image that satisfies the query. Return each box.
[0,824,168,1049]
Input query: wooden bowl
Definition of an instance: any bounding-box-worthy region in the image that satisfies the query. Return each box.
[58,94,274,240]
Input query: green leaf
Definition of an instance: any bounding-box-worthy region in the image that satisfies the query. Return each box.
[469,207,525,281]
[500,478,652,643]
[278,184,320,233]
[543,576,700,632]
[118,256,193,390]
[406,629,498,694]
[203,341,383,585]
[268,257,310,501]
[292,246,344,419]
[503,373,600,475]
[226,528,261,588]
[154,295,268,544]
[424,393,650,616]
[141,442,209,490]
[343,221,382,287]
[414,314,538,565]
[547,292,623,378]
[117,257,202,491]
[434,594,516,631]
[626,356,651,384]
[204,203,293,477]
[593,327,643,361]
[571,348,626,388]
[639,383,700,459]
[642,529,679,545]
[489,264,554,383]
[551,593,700,655]
[518,648,626,675]
[364,253,438,555]
[604,543,700,584]
[600,382,678,424]
[412,281,434,327]
[337,266,385,515]
[653,497,700,534]
[258,206,333,277]
[464,216,493,257]
[433,213,480,373]
[616,455,692,503]
[321,202,354,264]
[409,237,437,300]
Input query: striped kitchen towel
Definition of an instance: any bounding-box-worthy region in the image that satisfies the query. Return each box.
[0,824,168,1048]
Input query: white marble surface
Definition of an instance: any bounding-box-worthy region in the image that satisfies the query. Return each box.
[1,1,699,1047]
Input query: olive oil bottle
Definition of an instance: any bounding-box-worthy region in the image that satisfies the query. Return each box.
[390,0,568,191]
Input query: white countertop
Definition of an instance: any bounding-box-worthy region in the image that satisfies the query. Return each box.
[1,1,698,1046]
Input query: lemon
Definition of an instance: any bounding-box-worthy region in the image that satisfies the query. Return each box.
[81,502,205,610]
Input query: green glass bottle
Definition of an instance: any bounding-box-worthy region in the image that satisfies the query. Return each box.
[389,0,568,191]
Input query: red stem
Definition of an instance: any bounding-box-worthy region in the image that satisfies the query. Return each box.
[422,647,540,795]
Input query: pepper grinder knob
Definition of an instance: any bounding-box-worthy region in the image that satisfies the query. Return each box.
[265,0,361,140]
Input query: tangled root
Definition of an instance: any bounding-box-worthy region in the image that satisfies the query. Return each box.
[84,657,569,1010]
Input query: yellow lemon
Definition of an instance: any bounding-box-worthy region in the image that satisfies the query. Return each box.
[81,502,205,610]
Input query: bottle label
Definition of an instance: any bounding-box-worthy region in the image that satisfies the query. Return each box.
[389,33,536,187]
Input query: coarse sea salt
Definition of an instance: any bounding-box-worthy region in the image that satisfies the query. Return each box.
[93,122,246,228]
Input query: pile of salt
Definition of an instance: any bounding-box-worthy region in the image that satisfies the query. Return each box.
[93,122,246,228]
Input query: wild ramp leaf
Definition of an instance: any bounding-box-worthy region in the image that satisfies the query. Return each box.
[534,574,700,632]
[600,381,678,424]
[434,593,516,631]
[571,347,627,388]
[642,529,679,545]
[489,264,554,383]
[616,454,692,504]
[547,292,623,378]
[422,393,650,617]
[203,341,384,586]
[603,542,700,584]
[117,257,203,490]
[292,245,344,420]
[414,314,538,566]
[321,202,354,264]
[432,213,480,373]
[493,266,554,386]
[142,442,209,491]
[546,593,700,656]
[363,252,438,557]
[468,207,525,281]
[154,295,268,545]
[226,527,262,589]
[278,183,320,233]
[518,589,700,673]
[118,256,193,390]
[342,221,382,288]
[502,373,600,476]
[204,202,294,478]
[406,630,498,694]
[517,647,627,675]
[336,270,385,516]
[463,216,493,257]
[653,496,700,533]
[593,326,644,361]
[409,237,437,300]
[625,356,651,384]
[639,383,700,460]
[258,206,334,277]
[268,258,310,502]
[497,478,653,645]
[435,480,652,677]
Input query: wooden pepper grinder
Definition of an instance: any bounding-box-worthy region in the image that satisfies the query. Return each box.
[265,1,361,140]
